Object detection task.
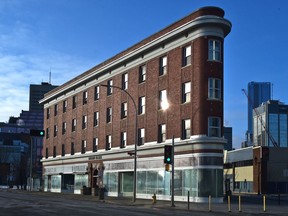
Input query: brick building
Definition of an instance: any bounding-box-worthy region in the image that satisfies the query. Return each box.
[40,6,231,203]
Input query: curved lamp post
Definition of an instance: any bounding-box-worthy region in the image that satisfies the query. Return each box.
[100,84,138,202]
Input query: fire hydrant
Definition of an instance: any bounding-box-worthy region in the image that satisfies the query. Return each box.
[152,193,156,204]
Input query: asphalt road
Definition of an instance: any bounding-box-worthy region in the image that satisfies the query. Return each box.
[0,190,288,216]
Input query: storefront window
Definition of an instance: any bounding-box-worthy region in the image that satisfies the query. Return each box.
[74,174,88,190]
[51,175,61,191]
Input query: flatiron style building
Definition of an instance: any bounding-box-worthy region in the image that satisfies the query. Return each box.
[41,6,231,203]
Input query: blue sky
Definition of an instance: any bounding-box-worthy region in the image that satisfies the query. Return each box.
[0,0,287,149]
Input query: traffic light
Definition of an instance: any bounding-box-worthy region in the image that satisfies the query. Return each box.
[164,145,173,164]
[30,129,45,137]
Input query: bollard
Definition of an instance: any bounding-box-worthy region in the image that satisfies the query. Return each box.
[152,193,156,204]
[228,195,231,212]
[238,195,241,212]
[263,195,266,212]
[187,191,190,210]
[208,195,212,212]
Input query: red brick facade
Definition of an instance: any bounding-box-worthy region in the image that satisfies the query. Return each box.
[41,6,231,160]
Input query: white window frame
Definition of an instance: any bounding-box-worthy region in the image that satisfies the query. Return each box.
[208,40,221,61]
[121,132,127,148]
[182,119,191,139]
[122,73,128,90]
[183,45,191,66]
[139,65,146,83]
[182,82,191,103]
[160,56,167,76]
[208,78,221,100]
[94,111,99,127]
[208,117,221,137]
[138,96,145,115]
[94,85,100,100]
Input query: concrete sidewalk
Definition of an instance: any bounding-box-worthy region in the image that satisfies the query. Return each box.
[7,189,288,215]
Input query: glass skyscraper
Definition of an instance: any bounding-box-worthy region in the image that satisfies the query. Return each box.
[247,82,271,142]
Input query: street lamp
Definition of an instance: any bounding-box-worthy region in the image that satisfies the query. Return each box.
[161,100,175,207]
[100,84,138,202]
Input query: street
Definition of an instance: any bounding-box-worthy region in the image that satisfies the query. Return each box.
[0,190,288,216]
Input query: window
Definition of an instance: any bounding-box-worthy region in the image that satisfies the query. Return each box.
[182,45,191,66]
[54,104,58,116]
[208,40,221,61]
[94,85,100,100]
[47,108,50,119]
[208,117,221,137]
[121,132,127,148]
[61,144,65,157]
[159,89,168,110]
[122,73,128,90]
[53,146,56,158]
[81,140,86,154]
[139,65,146,83]
[138,128,145,145]
[94,111,99,127]
[182,82,191,103]
[73,96,77,109]
[54,125,58,137]
[121,102,128,119]
[159,56,167,76]
[71,142,75,155]
[83,91,88,105]
[107,107,112,123]
[46,128,49,139]
[106,135,111,150]
[158,124,166,143]
[182,119,191,139]
[62,122,67,135]
[208,78,221,100]
[82,115,87,129]
[107,80,113,95]
[93,137,98,152]
[45,148,48,159]
[63,100,67,113]
[72,119,76,132]
[138,96,145,115]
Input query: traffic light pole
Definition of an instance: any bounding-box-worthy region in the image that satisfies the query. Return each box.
[171,135,175,207]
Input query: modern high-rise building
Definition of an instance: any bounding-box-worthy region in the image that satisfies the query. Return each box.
[40,7,231,203]
[29,82,58,112]
[247,82,271,143]
[253,100,288,147]
[223,127,233,151]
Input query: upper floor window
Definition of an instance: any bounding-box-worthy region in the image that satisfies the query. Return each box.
[63,100,67,113]
[71,142,75,155]
[208,40,221,61]
[107,107,112,123]
[53,146,56,158]
[46,127,49,139]
[94,111,99,127]
[54,104,58,116]
[208,78,221,100]
[181,119,191,140]
[72,96,77,109]
[139,65,146,83]
[81,140,86,154]
[182,45,191,66]
[94,85,100,101]
[182,82,191,103]
[107,80,113,96]
[72,119,77,132]
[62,122,67,135]
[93,137,98,152]
[47,108,50,119]
[54,125,58,137]
[138,96,145,115]
[121,102,128,119]
[159,56,167,76]
[138,128,145,146]
[159,89,168,110]
[45,147,48,159]
[83,91,88,105]
[106,135,112,150]
[121,132,127,148]
[158,124,166,143]
[82,115,87,129]
[61,144,65,157]
[208,117,221,137]
[122,73,128,90]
